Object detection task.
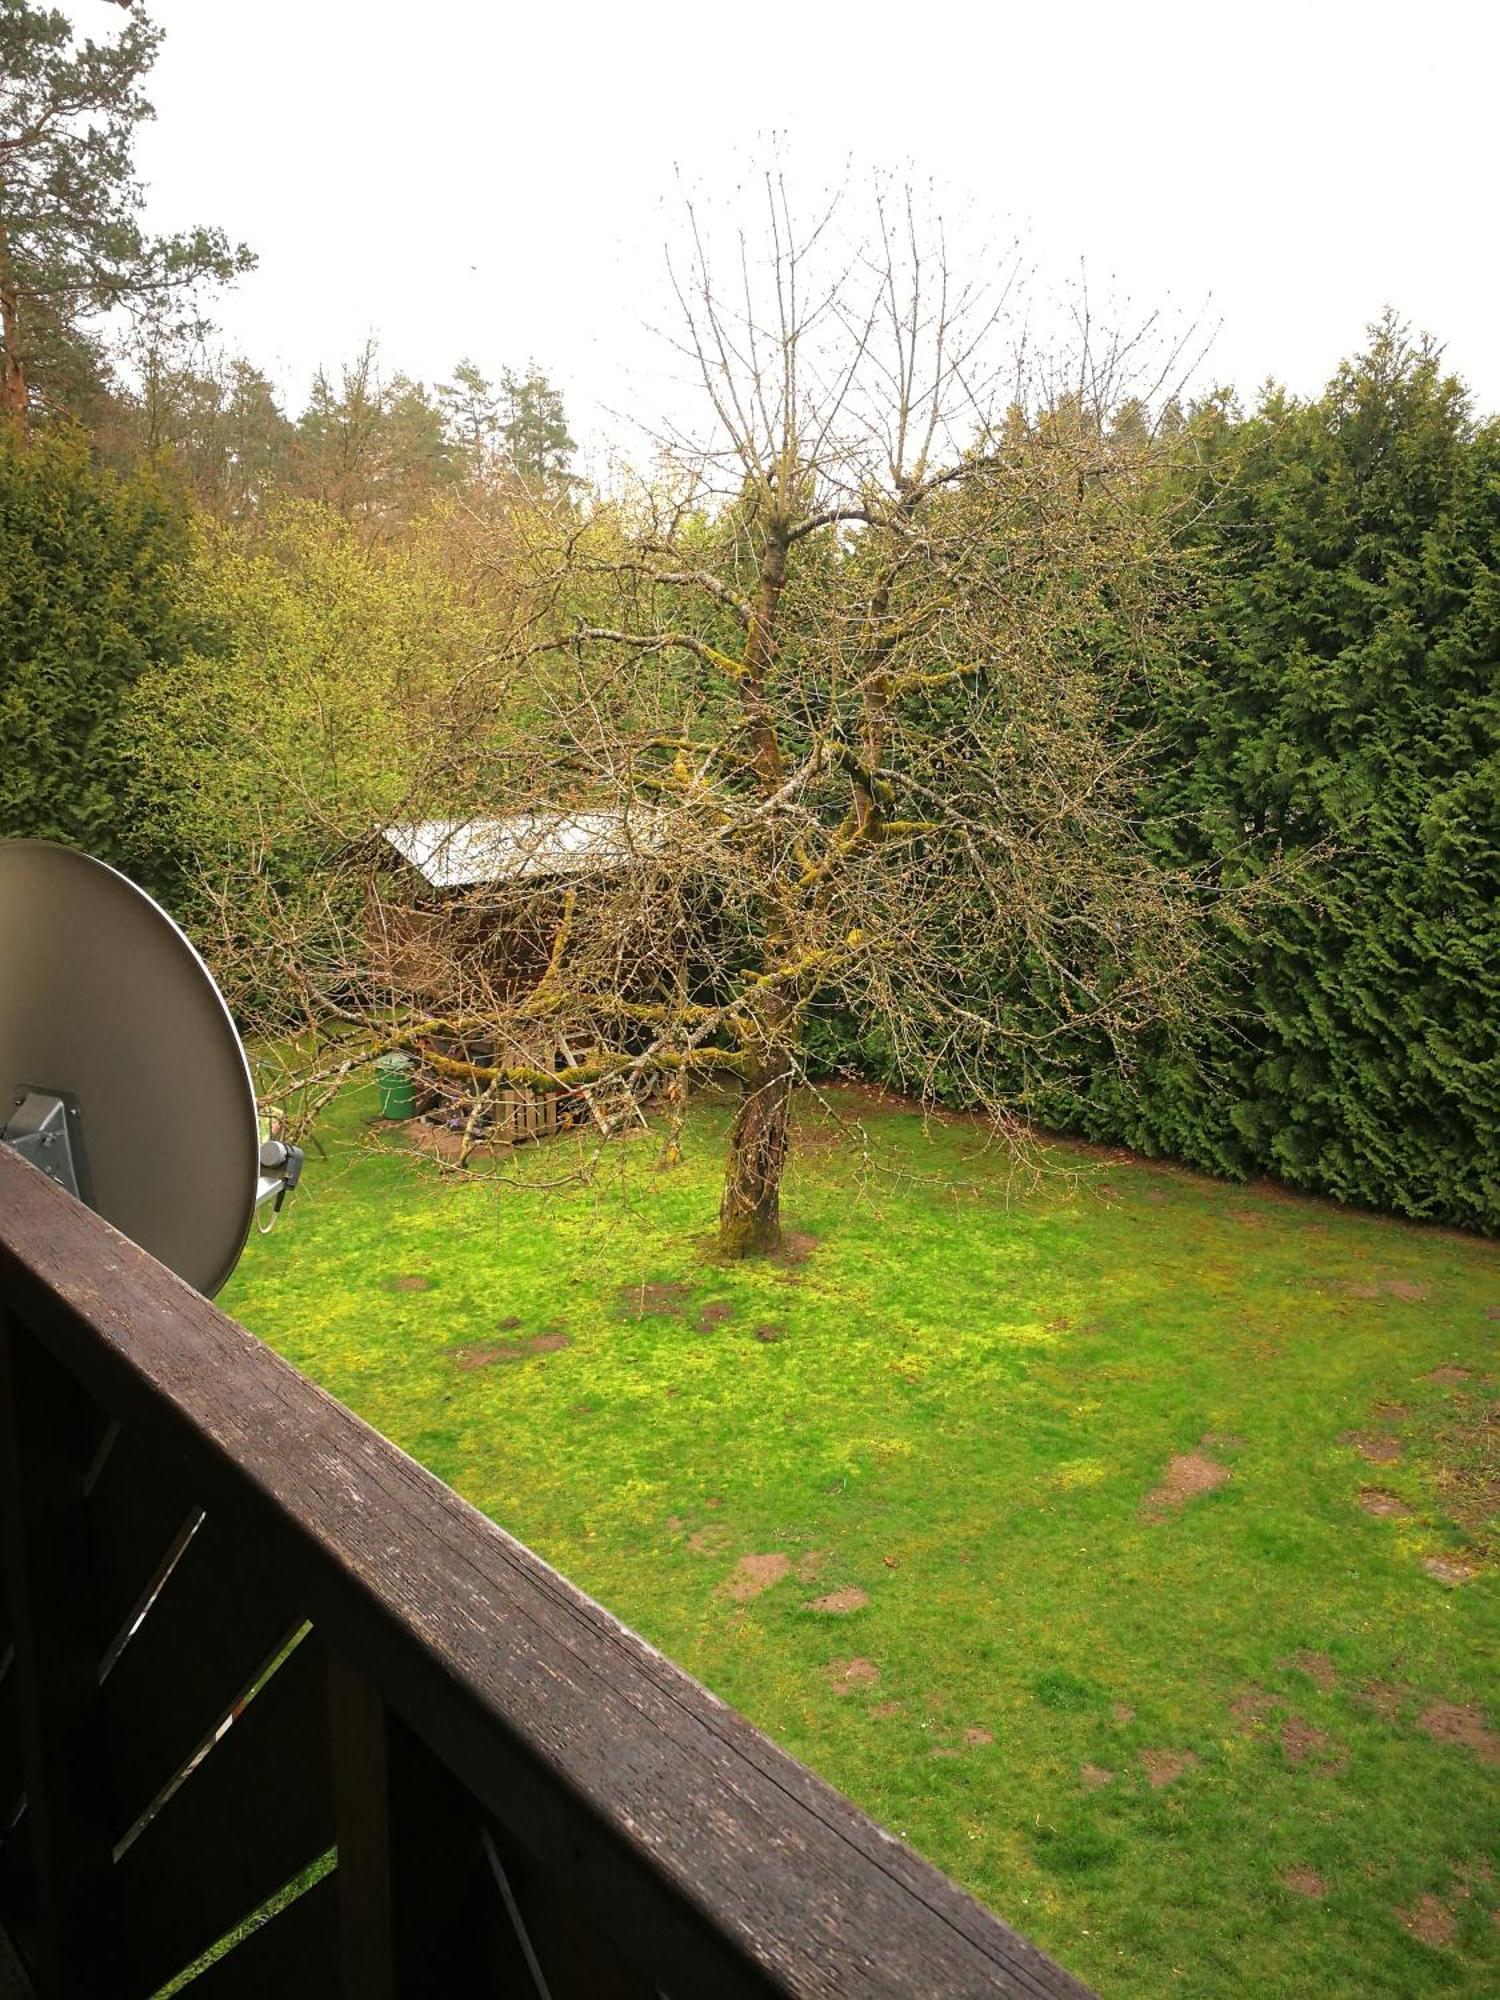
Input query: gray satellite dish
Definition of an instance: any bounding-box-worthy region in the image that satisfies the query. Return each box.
[0,841,300,1298]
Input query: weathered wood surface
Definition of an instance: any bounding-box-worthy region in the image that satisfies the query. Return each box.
[0,1143,1093,1997]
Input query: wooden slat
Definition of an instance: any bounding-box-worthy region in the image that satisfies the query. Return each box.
[327,1655,395,2000]
[174,1869,340,2000]
[112,1633,334,1998]
[0,1143,1092,1999]
[83,1421,198,1658]
[0,1662,21,1823]
[0,1318,112,1997]
[100,1509,299,1838]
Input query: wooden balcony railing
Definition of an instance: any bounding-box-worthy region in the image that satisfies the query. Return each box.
[0,1143,1091,1998]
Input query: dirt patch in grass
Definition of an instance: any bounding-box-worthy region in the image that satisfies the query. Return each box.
[1394,1865,1499,1948]
[387,1273,431,1292]
[454,1331,570,1367]
[1230,1684,1279,1732]
[1111,1702,1136,1727]
[402,1120,499,1164]
[1340,1431,1404,1463]
[962,1726,993,1747]
[1427,1364,1471,1386]
[1421,1555,1476,1587]
[753,1323,786,1343]
[617,1281,695,1319]
[1141,1749,1198,1789]
[696,1301,736,1332]
[1397,1893,1456,1949]
[1356,1680,1415,1723]
[1359,1489,1412,1518]
[778,1230,820,1265]
[1080,1763,1115,1790]
[1416,1701,1500,1766]
[723,1553,791,1601]
[827,1656,879,1696]
[1142,1451,1231,1519]
[806,1588,869,1613]
[1281,1716,1348,1773]
[686,1524,732,1556]
[1339,1276,1431,1303]
[1279,1650,1338,1691]
[1281,1868,1328,1900]
[1433,1394,1499,1558]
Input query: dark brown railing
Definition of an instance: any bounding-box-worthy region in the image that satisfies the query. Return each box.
[0,1143,1091,1998]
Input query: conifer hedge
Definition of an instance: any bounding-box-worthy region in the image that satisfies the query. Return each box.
[0,428,190,874]
[816,327,1500,1231]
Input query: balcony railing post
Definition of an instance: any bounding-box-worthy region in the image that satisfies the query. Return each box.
[0,1313,111,1997]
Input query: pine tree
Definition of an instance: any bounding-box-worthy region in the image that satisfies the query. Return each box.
[438,357,499,466]
[0,2,252,438]
[499,363,575,488]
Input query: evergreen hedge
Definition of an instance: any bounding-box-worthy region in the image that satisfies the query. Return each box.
[0,428,190,874]
[814,328,1500,1232]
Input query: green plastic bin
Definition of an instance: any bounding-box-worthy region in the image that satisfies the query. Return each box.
[375,1053,416,1120]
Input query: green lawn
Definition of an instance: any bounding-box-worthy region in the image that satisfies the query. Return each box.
[222,1082,1499,1999]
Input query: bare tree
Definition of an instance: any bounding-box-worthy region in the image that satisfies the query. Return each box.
[234,176,1219,1257]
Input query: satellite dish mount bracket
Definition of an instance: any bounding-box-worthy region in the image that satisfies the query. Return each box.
[2,1088,93,1207]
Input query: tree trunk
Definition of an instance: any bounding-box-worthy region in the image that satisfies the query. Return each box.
[718,1043,794,1257]
[0,220,29,441]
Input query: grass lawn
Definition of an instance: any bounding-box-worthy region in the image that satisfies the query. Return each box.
[222,1082,1498,1999]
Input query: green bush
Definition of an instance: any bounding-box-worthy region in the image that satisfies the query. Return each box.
[0,428,190,874]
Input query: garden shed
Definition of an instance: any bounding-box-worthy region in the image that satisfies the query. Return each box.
[370,807,665,1146]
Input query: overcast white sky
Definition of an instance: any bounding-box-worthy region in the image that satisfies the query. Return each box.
[84,0,1500,450]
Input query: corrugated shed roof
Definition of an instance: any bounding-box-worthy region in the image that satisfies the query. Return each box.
[380,810,662,889]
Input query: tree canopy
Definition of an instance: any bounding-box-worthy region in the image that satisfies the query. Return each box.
[0,1,252,436]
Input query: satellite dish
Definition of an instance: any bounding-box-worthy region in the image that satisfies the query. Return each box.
[0,841,300,1298]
